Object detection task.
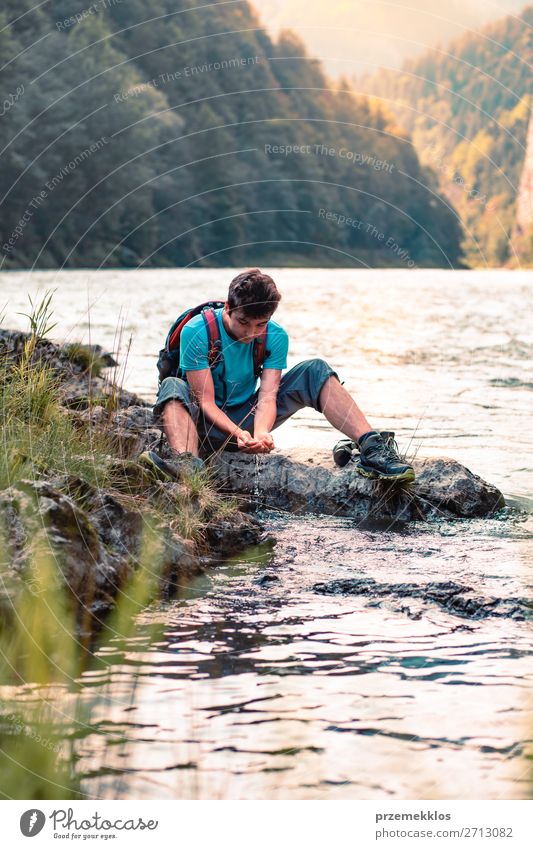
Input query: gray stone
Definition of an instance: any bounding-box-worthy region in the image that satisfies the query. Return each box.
[0,479,143,622]
[67,405,161,458]
[210,449,504,521]
[203,512,270,557]
[313,577,531,620]
[0,331,267,633]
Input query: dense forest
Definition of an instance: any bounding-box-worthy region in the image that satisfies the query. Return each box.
[362,6,533,266]
[0,0,462,269]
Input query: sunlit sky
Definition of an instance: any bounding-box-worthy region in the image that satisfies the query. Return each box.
[253,0,530,77]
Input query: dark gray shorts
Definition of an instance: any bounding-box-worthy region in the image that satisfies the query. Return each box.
[153,358,338,453]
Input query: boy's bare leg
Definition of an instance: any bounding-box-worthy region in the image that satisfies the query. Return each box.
[162,400,199,456]
[319,376,372,442]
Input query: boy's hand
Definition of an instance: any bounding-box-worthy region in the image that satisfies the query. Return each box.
[236,430,274,454]
[236,429,257,451]
[254,432,275,452]
[236,430,267,453]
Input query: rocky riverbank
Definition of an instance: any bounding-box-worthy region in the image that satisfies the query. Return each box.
[0,328,506,635]
[0,329,265,635]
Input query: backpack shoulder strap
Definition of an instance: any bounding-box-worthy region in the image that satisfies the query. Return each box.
[167,309,193,351]
[253,325,270,379]
[202,307,223,369]
[159,301,225,384]
[202,307,226,405]
[166,301,225,352]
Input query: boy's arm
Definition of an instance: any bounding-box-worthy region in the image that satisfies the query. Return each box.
[186,369,261,452]
[253,368,282,451]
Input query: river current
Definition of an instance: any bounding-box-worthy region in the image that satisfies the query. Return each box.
[1,268,532,799]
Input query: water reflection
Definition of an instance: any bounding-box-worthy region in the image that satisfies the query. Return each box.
[73,511,532,800]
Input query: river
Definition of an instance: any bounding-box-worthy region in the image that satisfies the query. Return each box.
[1,268,532,799]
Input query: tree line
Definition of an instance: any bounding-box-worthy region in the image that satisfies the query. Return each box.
[362,6,533,266]
[0,0,463,269]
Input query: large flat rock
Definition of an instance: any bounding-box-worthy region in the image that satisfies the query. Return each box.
[211,449,505,521]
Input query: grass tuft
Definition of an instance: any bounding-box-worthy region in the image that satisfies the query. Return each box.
[64,342,107,378]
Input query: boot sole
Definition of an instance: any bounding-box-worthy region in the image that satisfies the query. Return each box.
[356,464,415,483]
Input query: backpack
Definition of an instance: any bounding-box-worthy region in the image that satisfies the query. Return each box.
[157,301,270,386]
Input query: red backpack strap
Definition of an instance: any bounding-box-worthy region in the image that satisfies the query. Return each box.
[253,326,270,378]
[167,300,225,351]
[167,310,194,351]
[202,307,223,369]
[159,302,225,384]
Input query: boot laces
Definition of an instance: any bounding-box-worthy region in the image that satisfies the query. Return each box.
[367,437,401,463]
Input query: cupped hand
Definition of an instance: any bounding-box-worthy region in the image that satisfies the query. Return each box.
[236,430,262,453]
[254,432,275,453]
[236,430,274,454]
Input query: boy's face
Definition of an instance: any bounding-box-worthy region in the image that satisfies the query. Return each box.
[224,304,271,343]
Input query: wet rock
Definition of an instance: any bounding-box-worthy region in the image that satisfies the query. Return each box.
[203,512,268,558]
[0,479,141,618]
[0,330,267,634]
[414,457,505,517]
[158,531,201,599]
[113,406,155,431]
[0,476,205,629]
[69,405,161,458]
[58,374,145,411]
[0,465,266,632]
[255,573,280,586]
[111,405,162,454]
[313,577,531,620]
[210,449,504,521]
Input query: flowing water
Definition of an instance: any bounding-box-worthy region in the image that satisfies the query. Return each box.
[1,268,532,799]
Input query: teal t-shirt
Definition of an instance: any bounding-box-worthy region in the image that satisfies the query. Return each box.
[180,308,289,407]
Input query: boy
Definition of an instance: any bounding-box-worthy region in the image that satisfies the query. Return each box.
[144,268,414,482]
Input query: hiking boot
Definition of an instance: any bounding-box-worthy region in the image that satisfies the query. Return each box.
[379,431,397,451]
[355,431,415,482]
[333,438,357,467]
[139,450,205,481]
[333,432,397,468]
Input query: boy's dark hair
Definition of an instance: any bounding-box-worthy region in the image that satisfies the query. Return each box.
[227,268,281,318]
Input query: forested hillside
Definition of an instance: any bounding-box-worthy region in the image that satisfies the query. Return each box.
[362,7,533,266]
[0,0,462,269]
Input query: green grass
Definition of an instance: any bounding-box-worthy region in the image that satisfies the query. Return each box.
[0,294,229,524]
[63,342,108,378]
[0,344,114,492]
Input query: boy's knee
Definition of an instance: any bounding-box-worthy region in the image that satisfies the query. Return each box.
[159,376,183,391]
[293,357,328,374]
[308,357,332,374]
[304,359,339,412]
[301,358,336,384]
[154,377,194,422]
